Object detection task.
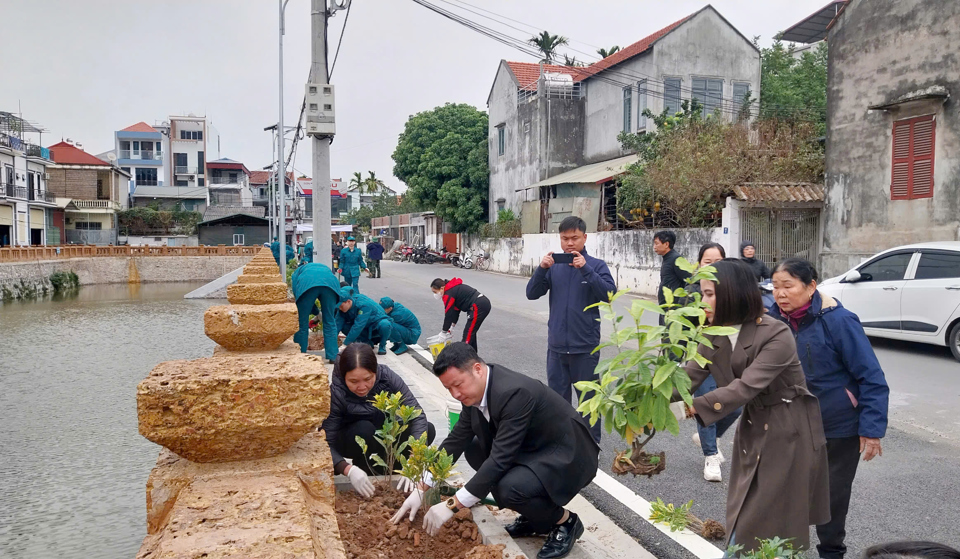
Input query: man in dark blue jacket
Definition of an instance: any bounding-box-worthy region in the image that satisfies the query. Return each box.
[366,237,385,278]
[526,216,617,443]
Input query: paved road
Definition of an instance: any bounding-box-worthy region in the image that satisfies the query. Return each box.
[355,260,960,558]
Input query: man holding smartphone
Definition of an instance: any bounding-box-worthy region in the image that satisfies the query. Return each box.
[526,216,616,443]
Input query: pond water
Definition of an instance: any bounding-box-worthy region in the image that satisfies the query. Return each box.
[0,283,218,558]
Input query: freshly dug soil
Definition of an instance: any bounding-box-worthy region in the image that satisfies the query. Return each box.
[336,485,501,559]
[612,450,666,477]
[700,519,726,540]
[308,333,325,350]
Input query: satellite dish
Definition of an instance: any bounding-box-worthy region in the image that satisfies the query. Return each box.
[107,153,117,162]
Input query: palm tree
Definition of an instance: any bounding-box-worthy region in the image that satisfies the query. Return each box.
[528,31,569,64]
[563,54,582,67]
[597,46,620,58]
[348,171,364,193]
[364,171,386,195]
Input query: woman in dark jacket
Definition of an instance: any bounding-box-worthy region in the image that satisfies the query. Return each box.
[686,259,829,550]
[769,258,889,559]
[431,277,491,352]
[740,241,771,281]
[320,343,436,498]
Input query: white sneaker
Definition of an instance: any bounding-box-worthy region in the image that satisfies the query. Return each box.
[704,454,723,482]
[692,431,700,446]
[715,449,725,464]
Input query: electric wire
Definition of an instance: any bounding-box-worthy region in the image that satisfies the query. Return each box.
[329,0,352,80]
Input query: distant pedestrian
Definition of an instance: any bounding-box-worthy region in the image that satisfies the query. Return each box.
[653,230,691,325]
[302,239,314,264]
[740,241,771,281]
[431,278,491,352]
[526,216,616,444]
[270,237,296,267]
[366,237,384,278]
[687,259,829,551]
[769,258,889,559]
[685,243,743,482]
[339,236,366,293]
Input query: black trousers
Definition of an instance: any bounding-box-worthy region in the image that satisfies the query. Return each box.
[338,420,436,475]
[368,259,381,278]
[816,436,861,559]
[465,436,565,533]
[546,350,602,443]
[461,296,491,352]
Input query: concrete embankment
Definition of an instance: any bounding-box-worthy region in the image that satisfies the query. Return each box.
[0,255,254,298]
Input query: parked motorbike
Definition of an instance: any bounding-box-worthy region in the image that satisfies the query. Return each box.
[396,245,414,262]
[412,245,429,264]
[460,248,475,269]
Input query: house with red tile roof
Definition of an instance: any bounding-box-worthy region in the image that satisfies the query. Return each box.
[47,141,131,245]
[487,5,759,232]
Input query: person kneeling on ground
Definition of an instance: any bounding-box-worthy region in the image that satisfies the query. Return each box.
[321,343,435,498]
[336,287,398,355]
[392,343,599,559]
[379,297,422,355]
[291,263,342,363]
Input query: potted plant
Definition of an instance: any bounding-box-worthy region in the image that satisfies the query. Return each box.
[574,259,737,476]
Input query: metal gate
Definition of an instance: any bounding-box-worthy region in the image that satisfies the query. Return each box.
[739,208,821,267]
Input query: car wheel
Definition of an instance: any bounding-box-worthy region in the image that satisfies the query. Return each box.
[949,322,960,362]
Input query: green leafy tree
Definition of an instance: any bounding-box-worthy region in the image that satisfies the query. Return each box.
[392,103,488,232]
[364,171,386,195]
[575,261,737,476]
[757,37,828,134]
[528,31,569,64]
[397,432,456,513]
[356,392,422,485]
[597,45,620,58]
[563,54,584,67]
[348,171,364,193]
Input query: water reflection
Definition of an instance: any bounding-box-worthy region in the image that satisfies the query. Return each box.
[0,283,220,558]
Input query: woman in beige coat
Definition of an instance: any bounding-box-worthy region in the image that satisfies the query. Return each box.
[686,259,829,551]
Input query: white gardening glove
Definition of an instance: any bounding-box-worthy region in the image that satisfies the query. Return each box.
[670,401,689,422]
[423,501,456,536]
[346,465,375,499]
[391,489,423,524]
[396,476,416,494]
[440,330,453,341]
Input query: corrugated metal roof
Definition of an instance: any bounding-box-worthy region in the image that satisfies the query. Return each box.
[201,205,266,223]
[518,154,640,191]
[733,183,824,203]
[780,1,846,44]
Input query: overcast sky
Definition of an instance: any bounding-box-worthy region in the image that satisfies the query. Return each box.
[0,0,824,192]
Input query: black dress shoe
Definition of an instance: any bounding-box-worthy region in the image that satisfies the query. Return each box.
[505,515,547,538]
[537,513,583,559]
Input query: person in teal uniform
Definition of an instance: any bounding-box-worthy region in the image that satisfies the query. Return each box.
[337,287,395,355]
[379,297,422,355]
[302,239,314,264]
[339,236,366,293]
[291,263,342,363]
[271,237,296,267]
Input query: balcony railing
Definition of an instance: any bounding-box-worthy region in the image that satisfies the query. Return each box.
[134,179,159,186]
[25,144,52,160]
[119,150,163,161]
[174,166,198,175]
[208,176,244,185]
[72,199,121,211]
[2,183,28,199]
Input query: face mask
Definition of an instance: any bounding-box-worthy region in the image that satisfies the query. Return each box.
[433,292,442,300]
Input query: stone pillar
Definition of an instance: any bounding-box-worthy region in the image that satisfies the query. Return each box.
[135,247,345,558]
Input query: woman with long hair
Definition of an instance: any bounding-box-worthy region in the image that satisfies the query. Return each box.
[685,259,829,550]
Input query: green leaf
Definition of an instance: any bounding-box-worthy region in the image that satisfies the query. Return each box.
[631,299,665,317]
[370,454,388,469]
[652,362,675,388]
[702,326,740,336]
[355,436,368,455]
[662,286,674,305]
[675,257,697,274]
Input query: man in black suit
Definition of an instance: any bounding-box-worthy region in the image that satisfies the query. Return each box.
[391,343,599,559]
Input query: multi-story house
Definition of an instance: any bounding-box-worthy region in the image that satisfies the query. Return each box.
[207,158,253,207]
[784,0,960,276]
[116,121,165,193]
[165,114,219,189]
[486,5,760,233]
[47,141,130,245]
[0,111,58,246]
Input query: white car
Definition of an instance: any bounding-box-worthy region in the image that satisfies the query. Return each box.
[819,242,960,362]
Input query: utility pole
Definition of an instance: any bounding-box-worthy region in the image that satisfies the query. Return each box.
[309,0,337,268]
[277,0,292,280]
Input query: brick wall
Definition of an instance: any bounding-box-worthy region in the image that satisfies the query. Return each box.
[47,168,99,199]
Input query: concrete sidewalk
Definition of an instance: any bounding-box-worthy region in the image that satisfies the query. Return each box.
[374,348,658,559]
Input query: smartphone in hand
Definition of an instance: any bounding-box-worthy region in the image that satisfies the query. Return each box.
[552,252,575,264]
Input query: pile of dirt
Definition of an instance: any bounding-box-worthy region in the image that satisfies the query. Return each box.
[308,333,325,350]
[335,486,500,559]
